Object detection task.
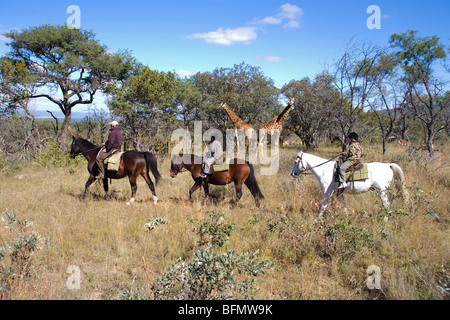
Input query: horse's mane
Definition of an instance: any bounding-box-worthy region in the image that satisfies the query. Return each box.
[76,136,100,151]
[302,152,328,162]
[172,153,203,163]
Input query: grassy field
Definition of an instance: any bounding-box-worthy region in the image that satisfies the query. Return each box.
[0,140,448,300]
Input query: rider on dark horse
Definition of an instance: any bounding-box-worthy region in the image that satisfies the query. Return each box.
[96,120,123,179]
[338,132,362,189]
[199,136,223,179]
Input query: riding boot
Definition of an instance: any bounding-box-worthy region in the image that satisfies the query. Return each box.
[96,161,105,179]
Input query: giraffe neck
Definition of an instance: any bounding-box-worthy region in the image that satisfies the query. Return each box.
[223,104,244,126]
[276,103,293,124]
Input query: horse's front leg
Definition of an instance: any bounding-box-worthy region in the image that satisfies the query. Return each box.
[83,175,96,199]
[318,186,335,219]
[189,182,201,202]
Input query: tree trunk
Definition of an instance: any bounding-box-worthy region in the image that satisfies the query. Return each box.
[58,108,72,145]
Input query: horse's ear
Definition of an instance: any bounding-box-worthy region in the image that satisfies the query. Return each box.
[68,126,77,138]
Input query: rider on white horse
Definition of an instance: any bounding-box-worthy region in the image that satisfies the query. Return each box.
[338,132,362,189]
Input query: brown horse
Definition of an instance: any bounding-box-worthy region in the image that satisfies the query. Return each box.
[170,154,264,207]
[69,128,161,205]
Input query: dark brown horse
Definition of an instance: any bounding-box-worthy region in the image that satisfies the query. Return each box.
[69,127,161,205]
[170,154,264,207]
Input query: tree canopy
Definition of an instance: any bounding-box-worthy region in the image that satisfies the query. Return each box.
[5,24,135,142]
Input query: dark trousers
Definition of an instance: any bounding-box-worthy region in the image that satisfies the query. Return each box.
[96,149,115,177]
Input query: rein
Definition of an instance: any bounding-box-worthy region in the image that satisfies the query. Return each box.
[297,153,341,175]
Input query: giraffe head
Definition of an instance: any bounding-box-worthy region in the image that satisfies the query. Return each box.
[220,101,226,108]
[289,97,295,105]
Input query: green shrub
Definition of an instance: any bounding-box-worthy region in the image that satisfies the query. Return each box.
[0,210,49,299]
[190,211,238,247]
[121,213,272,300]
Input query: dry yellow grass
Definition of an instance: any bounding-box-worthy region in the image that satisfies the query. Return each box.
[0,141,448,300]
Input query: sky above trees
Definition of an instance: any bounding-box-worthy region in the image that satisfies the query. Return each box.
[0,0,449,113]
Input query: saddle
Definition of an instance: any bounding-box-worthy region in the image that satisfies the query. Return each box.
[106,151,123,172]
[335,158,368,182]
[212,163,229,173]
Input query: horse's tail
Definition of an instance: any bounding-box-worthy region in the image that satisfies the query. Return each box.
[390,163,410,204]
[245,163,264,200]
[144,152,161,186]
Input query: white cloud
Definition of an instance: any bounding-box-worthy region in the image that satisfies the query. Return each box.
[187,27,257,46]
[176,69,196,77]
[279,3,303,20]
[186,3,303,46]
[257,16,283,25]
[253,3,303,29]
[0,34,10,42]
[257,55,282,62]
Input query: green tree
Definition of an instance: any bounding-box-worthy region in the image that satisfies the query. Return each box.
[4,24,135,143]
[364,52,408,154]
[282,74,339,148]
[173,77,204,130]
[0,57,46,160]
[329,41,386,149]
[107,66,178,152]
[390,30,449,154]
[192,62,280,132]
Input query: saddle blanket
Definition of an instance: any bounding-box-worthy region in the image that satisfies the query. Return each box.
[335,163,369,182]
[212,163,229,173]
[106,152,123,172]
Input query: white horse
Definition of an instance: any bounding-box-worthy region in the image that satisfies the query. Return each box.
[291,151,410,218]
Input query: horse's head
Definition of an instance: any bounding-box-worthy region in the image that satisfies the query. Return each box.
[170,154,185,178]
[69,136,82,159]
[291,151,305,177]
[68,126,80,159]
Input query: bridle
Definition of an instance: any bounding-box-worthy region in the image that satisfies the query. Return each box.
[294,153,308,175]
[70,139,101,158]
[171,161,187,176]
[294,152,341,175]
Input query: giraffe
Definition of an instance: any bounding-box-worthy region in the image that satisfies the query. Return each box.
[259,97,295,146]
[220,102,254,154]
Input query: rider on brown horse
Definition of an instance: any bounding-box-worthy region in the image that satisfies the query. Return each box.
[96,120,123,179]
[199,136,223,179]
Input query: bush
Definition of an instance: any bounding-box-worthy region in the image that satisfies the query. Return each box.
[190,211,238,247]
[121,213,273,300]
[35,141,71,167]
[0,210,49,299]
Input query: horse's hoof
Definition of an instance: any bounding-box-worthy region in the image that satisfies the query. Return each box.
[153,196,158,205]
[126,197,135,206]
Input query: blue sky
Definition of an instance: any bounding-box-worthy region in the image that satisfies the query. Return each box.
[1,0,449,113]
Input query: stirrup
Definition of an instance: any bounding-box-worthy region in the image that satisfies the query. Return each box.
[199,172,207,178]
